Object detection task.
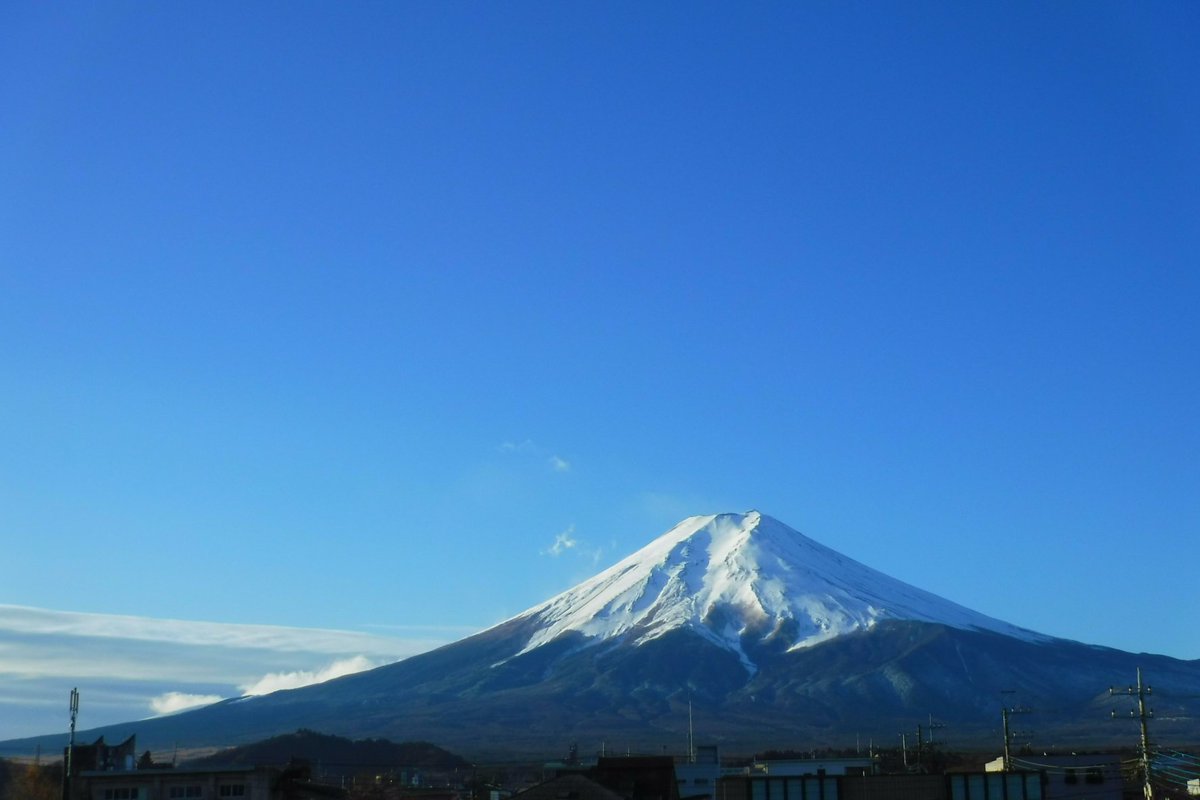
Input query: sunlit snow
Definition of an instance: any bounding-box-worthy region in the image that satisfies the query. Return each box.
[501,511,1046,672]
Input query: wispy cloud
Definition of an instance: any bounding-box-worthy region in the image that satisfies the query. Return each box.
[0,605,449,741]
[149,692,224,716]
[0,605,427,656]
[498,440,572,474]
[239,655,381,696]
[357,622,481,635]
[543,525,578,557]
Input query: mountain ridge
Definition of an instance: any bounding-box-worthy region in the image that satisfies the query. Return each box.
[4,510,1199,756]
[504,511,1047,669]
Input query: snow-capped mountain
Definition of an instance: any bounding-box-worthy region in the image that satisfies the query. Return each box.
[7,511,1200,756]
[510,511,1044,670]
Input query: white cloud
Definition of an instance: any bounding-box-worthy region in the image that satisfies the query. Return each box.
[0,605,452,740]
[543,525,578,557]
[239,655,380,696]
[498,440,572,473]
[149,692,224,715]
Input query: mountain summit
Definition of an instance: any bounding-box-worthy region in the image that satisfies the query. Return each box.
[513,511,1042,669]
[7,511,1200,755]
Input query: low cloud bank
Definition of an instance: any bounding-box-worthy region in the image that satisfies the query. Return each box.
[240,655,382,696]
[150,692,224,715]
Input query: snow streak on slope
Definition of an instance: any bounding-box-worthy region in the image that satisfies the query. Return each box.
[507,511,1046,671]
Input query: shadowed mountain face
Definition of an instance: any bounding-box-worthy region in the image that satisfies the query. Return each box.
[6,513,1200,756]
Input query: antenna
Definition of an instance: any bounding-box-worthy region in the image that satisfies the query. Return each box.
[62,688,79,800]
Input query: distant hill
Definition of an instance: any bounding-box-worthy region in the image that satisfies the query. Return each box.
[185,730,468,773]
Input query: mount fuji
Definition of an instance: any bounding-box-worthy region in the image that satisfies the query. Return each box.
[7,512,1200,755]
[509,511,1046,668]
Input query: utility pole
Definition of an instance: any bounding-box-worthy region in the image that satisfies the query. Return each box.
[688,694,695,763]
[62,688,79,800]
[1000,705,1030,771]
[1111,667,1154,800]
[923,715,946,772]
[926,715,945,743]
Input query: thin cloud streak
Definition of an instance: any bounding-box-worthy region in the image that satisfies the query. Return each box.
[497,440,572,474]
[0,605,451,741]
[0,604,415,654]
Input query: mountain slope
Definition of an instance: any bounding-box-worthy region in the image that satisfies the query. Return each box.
[4,511,1199,756]
[510,512,1045,668]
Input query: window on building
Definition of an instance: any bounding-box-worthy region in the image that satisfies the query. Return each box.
[218,786,245,798]
[102,788,139,800]
[1065,769,1078,785]
[1085,768,1104,784]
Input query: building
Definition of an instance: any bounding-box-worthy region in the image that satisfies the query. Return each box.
[717,769,1044,800]
[75,765,282,800]
[676,747,724,800]
[65,737,341,800]
[750,758,875,778]
[985,754,1123,800]
[68,736,140,774]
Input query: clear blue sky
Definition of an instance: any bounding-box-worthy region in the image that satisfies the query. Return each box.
[1,0,1197,673]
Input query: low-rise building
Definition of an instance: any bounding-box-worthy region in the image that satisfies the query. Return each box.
[65,737,342,800]
[717,769,1044,800]
[750,758,875,778]
[74,765,280,800]
[985,754,1123,800]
